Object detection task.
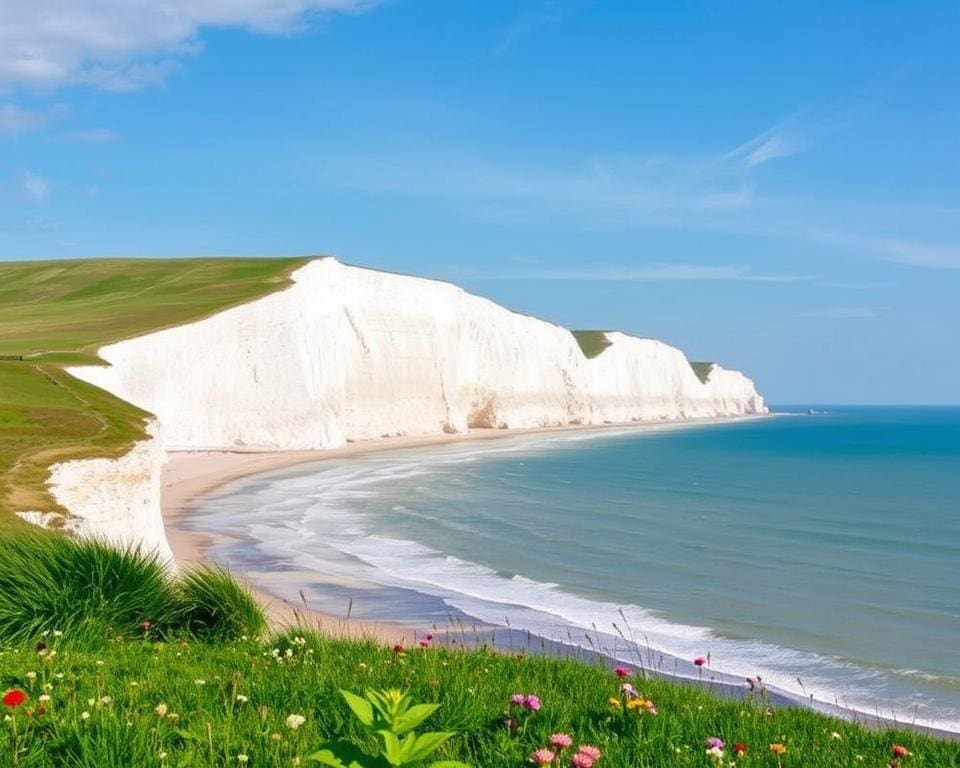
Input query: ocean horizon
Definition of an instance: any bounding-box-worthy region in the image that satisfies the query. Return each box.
[187,406,960,732]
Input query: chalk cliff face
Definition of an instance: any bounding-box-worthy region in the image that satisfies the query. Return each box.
[51,258,764,558]
[70,258,765,451]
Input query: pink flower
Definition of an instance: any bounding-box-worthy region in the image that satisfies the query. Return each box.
[549,733,573,749]
[891,745,910,758]
[613,666,631,678]
[418,638,431,648]
[620,683,638,699]
[706,737,725,750]
[530,748,556,765]
[694,656,707,667]
[510,694,526,706]
[570,754,595,768]
[576,745,601,760]
[524,694,542,711]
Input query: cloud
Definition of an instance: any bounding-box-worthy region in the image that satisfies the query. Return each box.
[878,239,960,269]
[0,1,378,91]
[482,263,814,283]
[716,125,805,170]
[19,171,51,203]
[800,307,876,319]
[0,103,70,136]
[61,128,119,143]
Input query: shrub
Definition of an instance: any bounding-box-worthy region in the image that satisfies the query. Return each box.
[175,565,266,641]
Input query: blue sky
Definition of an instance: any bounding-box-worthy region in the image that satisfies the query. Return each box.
[1,1,958,404]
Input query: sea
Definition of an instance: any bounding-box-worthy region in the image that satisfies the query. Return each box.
[186,406,960,732]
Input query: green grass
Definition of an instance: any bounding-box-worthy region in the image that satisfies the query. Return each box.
[0,534,955,767]
[690,362,715,384]
[1,631,957,767]
[0,531,264,647]
[0,257,309,523]
[572,331,613,360]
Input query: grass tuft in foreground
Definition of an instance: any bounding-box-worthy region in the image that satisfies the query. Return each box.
[0,532,264,647]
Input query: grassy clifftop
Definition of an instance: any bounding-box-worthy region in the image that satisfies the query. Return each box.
[0,257,309,523]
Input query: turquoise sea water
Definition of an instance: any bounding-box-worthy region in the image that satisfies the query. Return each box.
[190,407,960,730]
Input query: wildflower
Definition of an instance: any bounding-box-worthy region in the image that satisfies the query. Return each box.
[155,703,168,717]
[577,745,601,760]
[693,657,706,667]
[549,733,573,749]
[607,697,621,709]
[99,696,112,706]
[769,742,787,755]
[357,663,368,672]
[80,711,90,721]
[891,745,910,758]
[392,644,404,654]
[510,693,526,706]
[237,755,249,764]
[570,755,595,768]
[158,752,168,761]
[419,638,431,648]
[524,695,542,711]
[706,746,725,762]
[237,694,249,704]
[620,683,638,698]
[503,716,518,732]
[613,666,631,678]
[706,737,725,750]
[194,679,206,686]
[38,694,50,703]
[733,742,747,755]
[830,732,843,740]
[530,748,555,765]
[285,714,306,730]
[3,690,26,708]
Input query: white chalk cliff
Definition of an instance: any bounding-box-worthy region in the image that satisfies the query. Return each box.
[48,258,765,557]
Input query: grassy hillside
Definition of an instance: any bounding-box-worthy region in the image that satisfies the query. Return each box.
[0,257,309,523]
[572,331,613,359]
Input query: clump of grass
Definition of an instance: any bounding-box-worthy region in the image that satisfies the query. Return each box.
[0,532,265,647]
[0,531,178,646]
[176,566,266,641]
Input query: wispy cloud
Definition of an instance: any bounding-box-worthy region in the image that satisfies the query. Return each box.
[0,103,70,136]
[61,128,119,144]
[492,1,566,59]
[878,239,960,269]
[19,171,51,204]
[480,263,814,283]
[800,307,876,319]
[0,1,380,91]
[715,124,806,170]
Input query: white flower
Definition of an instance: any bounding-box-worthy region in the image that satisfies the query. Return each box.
[39,694,51,703]
[99,696,112,706]
[236,694,249,704]
[285,714,306,730]
[158,752,168,760]
[80,711,90,721]
[87,698,96,707]
[194,679,206,686]
[830,732,843,740]
[237,756,249,764]
[53,630,63,638]
[155,703,169,717]
[25,671,37,681]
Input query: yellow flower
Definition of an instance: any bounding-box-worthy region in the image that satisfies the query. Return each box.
[626,698,646,710]
[769,742,787,755]
[608,697,621,709]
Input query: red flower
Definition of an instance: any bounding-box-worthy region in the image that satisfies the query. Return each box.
[693,656,707,667]
[392,643,404,654]
[733,743,747,756]
[2,689,26,708]
[614,666,631,678]
[891,745,909,758]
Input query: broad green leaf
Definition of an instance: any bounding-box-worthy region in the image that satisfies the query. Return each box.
[341,690,375,727]
[391,703,439,735]
[403,731,453,762]
[306,740,376,768]
[379,731,403,767]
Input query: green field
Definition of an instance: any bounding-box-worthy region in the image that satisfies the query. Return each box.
[571,331,613,359]
[0,532,955,768]
[0,257,309,523]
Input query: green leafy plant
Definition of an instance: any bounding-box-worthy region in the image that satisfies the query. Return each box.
[308,689,469,768]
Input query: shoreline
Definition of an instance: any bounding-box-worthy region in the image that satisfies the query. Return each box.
[160,414,960,741]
